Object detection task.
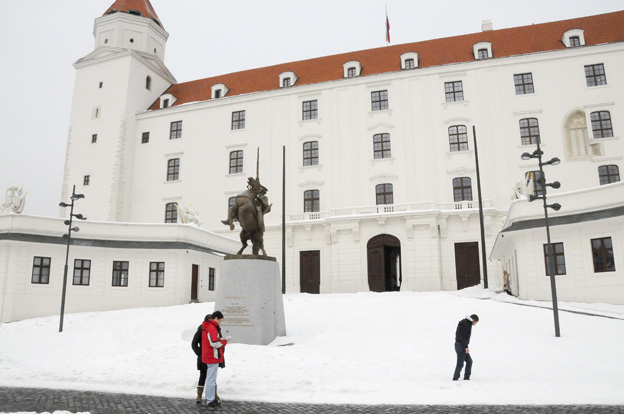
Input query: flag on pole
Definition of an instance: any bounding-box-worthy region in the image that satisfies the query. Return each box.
[385,7,391,44]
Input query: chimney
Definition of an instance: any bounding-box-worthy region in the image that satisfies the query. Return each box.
[482,20,493,31]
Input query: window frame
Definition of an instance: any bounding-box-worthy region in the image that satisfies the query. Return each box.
[591,237,616,273]
[149,262,165,287]
[304,189,320,213]
[371,90,389,111]
[303,141,319,166]
[302,100,318,120]
[526,170,545,197]
[112,261,129,287]
[231,110,246,130]
[444,81,464,103]
[375,183,394,205]
[209,267,215,291]
[519,118,540,145]
[585,64,607,87]
[543,242,566,276]
[453,177,473,202]
[448,125,468,152]
[590,111,613,138]
[404,58,415,69]
[73,259,91,286]
[169,120,183,139]
[598,165,620,185]
[167,158,180,181]
[141,132,150,144]
[83,175,90,186]
[373,133,391,159]
[477,48,489,59]
[514,73,535,95]
[229,150,244,174]
[31,256,51,284]
[569,36,581,47]
[91,134,98,143]
[165,202,178,223]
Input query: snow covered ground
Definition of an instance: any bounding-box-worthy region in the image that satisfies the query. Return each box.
[1,287,623,406]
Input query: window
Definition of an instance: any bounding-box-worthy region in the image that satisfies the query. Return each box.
[591,237,615,272]
[112,261,129,286]
[91,134,98,143]
[214,89,222,99]
[371,90,389,111]
[232,110,246,130]
[283,77,291,87]
[373,133,391,159]
[453,177,472,202]
[543,243,566,275]
[590,111,613,138]
[514,73,534,95]
[167,158,180,181]
[146,76,151,90]
[585,64,607,87]
[302,100,318,120]
[99,82,103,89]
[404,58,415,69]
[477,48,489,59]
[304,190,320,213]
[598,165,620,185]
[163,99,170,108]
[165,202,178,223]
[526,170,545,197]
[149,262,165,287]
[83,175,90,186]
[229,150,244,174]
[141,132,150,144]
[347,67,356,78]
[73,259,91,286]
[519,118,540,145]
[228,197,238,222]
[569,36,581,47]
[209,267,215,291]
[303,141,319,166]
[445,81,464,102]
[448,126,468,152]
[170,121,182,139]
[375,183,394,205]
[32,256,51,284]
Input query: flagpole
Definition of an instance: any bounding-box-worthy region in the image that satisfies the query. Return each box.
[385,5,390,46]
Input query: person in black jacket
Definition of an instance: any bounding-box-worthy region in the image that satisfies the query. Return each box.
[453,314,479,381]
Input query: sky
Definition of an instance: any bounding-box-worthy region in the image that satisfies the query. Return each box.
[0,0,622,217]
[1,287,624,405]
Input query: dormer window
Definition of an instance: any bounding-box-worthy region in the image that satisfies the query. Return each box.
[279,71,298,88]
[159,93,177,109]
[400,52,419,70]
[146,76,151,90]
[473,42,492,60]
[343,61,362,78]
[211,83,229,99]
[562,29,585,48]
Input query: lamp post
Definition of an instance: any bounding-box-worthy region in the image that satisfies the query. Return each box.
[521,141,562,337]
[58,185,86,333]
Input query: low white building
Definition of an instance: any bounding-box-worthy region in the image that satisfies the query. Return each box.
[0,214,238,322]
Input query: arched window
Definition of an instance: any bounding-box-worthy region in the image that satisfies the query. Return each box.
[598,165,620,185]
[448,125,468,152]
[229,151,243,174]
[563,112,601,160]
[146,76,151,90]
[165,202,178,223]
[375,183,393,205]
[453,177,472,202]
[519,118,540,145]
[303,141,319,166]
[304,190,320,212]
[373,133,391,158]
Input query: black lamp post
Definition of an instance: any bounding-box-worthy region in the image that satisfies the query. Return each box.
[58,185,86,333]
[521,141,562,337]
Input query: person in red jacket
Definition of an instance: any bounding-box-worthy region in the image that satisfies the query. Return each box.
[202,310,229,408]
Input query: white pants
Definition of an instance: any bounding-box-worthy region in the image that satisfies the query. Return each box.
[204,363,219,404]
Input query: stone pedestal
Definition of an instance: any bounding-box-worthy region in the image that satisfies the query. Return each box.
[214,255,286,345]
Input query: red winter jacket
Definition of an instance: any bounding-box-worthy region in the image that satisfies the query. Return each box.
[201,320,227,364]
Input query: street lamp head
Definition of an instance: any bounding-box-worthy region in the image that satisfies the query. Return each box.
[543,157,561,166]
[528,194,539,202]
[521,152,534,160]
[548,181,561,189]
[73,213,85,220]
[548,203,562,211]
[71,193,85,200]
[59,202,70,208]
[71,226,80,232]
[64,219,71,226]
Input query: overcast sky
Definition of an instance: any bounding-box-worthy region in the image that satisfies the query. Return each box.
[0,0,622,217]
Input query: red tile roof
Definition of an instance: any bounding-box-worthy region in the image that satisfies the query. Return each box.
[104,0,163,28]
[150,10,624,111]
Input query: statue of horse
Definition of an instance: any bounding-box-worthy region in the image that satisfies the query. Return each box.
[222,177,271,256]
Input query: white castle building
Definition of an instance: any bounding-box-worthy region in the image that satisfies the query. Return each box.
[2,1,623,321]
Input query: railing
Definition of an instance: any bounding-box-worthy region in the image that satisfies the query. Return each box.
[288,200,492,221]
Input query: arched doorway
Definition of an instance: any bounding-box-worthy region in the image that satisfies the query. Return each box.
[367,234,402,292]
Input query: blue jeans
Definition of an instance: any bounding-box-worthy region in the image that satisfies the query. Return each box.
[204,363,219,404]
[453,342,472,380]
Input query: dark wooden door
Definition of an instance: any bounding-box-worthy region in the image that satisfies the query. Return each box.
[367,234,401,292]
[454,242,481,290]
[300,250,320,294]
[191,264,199,300]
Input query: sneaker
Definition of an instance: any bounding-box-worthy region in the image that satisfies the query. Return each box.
[207,399,219,408]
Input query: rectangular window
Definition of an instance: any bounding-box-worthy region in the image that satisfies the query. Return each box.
[209,267,215,291]
[519,118,540,145]
[525,170,545,197]
[453,177,472,202]
[591,237,615,272]
[73,259,91,286]
[585,64,607,87]
[477,48,489,59]
[598,165,620,185]
[371,90,389,111]
[569,36,581,47]
[347,67,356,78]
[590,111,613,138]
[404,58,415,69]
[167,158,180,181]
[83,175,90,186]
[375,183,394,205]
[229,150,244,174]
[170,121,183,139]
[149,262,165,287]
[303,141,319,166]
[304,189,320,213]
[373,133,391,158]
[31,256,51,284]
[448,126,468,152]
[112,261,129,287]
[543,243,566,275]
[283,77,291,87]
[99,82,103,89]
[91,134,98,143]
[165,202,178,223]
[232,110,246,130]
[141,132,150,144]
[302,100,318,120]
[514,73,534,95]
[445,81,464,102]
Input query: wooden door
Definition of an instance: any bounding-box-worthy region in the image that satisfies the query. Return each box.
[367,234,400,292]
[300,250,320,294]
[191,264,199,301]
[454,242,481,290]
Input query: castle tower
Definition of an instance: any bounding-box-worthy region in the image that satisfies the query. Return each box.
[61,0,176,221]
